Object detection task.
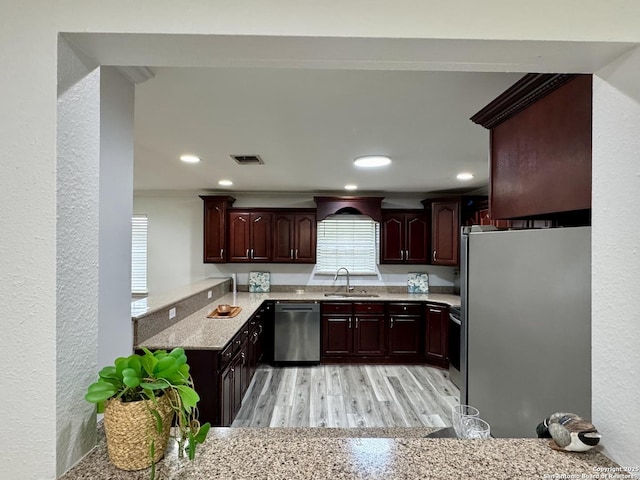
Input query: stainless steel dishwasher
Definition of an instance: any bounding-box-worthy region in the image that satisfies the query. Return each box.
[274,301,320,363]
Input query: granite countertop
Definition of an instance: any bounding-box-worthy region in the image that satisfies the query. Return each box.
[60,427,630,480]
[138,291,461,351]
[131,278,230,319]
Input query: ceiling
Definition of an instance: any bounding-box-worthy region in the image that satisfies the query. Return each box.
[108,34,632,195]
[133,67,523,194]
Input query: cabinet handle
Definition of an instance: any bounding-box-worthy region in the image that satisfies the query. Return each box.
[390,318,394,329]
[295,249,299,259]
[235,340,241,346]
[348,318,352,329]
[258,324,263,334]
[220,248,224,258]
[429,308,440,313]
[404,250,408,260]
[290,249,294,259]
[246,249,250,258]
[241,352,246,365]
[251,248,254,259]
[355,318,359,329]
[433,250,437,262]
[400,250,404,260]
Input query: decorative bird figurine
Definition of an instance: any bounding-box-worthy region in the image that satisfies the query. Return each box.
[536,412,601,452]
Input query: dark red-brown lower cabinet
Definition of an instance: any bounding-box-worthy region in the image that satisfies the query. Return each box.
[322,302,385,360]
[219,342,246,427]
[387,302,422,358]
[220,356,234,427]
[353,303,385,356]
[425,304,449,368]
[322,303,354,356]
[182,306,271,428]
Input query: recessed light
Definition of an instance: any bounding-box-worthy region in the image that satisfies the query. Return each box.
[344,184,358,191]
[354,155,392,168]
[457,172,474,181]
[180,154,201,163]
[218,179,233,187]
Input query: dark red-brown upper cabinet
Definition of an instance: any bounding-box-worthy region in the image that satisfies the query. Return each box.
[471,74,592,223]
[228,211,272,262]
[431,200,460,266]
[272,211,316,263]
[200,196,235,263]
[380,211,429,264]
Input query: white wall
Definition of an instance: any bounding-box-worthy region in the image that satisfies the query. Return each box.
[134,191,455,295]
[2,2,640,478]
[98,68,135,367]
[593,47,640,468]
[56,38,101,476]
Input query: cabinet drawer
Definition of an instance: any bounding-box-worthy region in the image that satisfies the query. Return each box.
[322,302,353,314]
[387,303,422,316]
[353,302,385,314]
[426,304,447,314]
[219,341,236,367]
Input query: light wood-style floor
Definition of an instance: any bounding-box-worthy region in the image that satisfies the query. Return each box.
[232,364,460,428]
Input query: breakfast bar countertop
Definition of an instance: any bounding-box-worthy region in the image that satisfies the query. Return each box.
[60,426,631,480]
[137,291,461,351]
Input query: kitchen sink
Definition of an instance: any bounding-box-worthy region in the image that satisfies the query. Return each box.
[323,293,380,298]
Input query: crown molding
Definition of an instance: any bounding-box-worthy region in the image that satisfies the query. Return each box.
[470,73,581,129]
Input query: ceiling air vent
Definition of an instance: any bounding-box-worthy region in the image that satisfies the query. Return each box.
[231,154,264,165]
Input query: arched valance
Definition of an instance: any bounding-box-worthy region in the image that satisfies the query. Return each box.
[313,196,384,223]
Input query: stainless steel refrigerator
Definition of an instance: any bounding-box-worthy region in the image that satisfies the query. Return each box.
[461,226,591,437]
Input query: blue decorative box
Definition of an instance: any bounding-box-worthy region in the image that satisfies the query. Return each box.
[407,272,429,294]
[249,271,271,293]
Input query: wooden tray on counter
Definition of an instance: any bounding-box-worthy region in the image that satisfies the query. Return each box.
[207,306,242,318]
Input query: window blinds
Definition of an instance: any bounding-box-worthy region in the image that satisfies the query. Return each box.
[131,215,148,294]
[316,215,379,275]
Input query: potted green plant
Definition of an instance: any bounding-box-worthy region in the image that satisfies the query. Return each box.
[85,347,210,477]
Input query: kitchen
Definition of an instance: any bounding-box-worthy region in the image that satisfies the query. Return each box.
[4,7,640,479]
[64,69,616,477]
[130,67,501,432]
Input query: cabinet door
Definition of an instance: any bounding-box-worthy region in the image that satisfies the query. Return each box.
[387,316,421,356]
[380,214,404,263]
[228,212,251,262]
[425,305,449,363]
[431,201,460,266]
[404,213,429,263]
[249,213,272,261]
[273,214,295,262]
[294,214,316,263]
[220,363,234,426]
[322,316,353,355]
[232,351,244,419]
[354,315,385,356]
[201,197,234,262]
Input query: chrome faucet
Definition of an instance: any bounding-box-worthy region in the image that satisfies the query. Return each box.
[334,267,354,293]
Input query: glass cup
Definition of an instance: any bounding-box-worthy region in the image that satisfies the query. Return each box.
[461,417,491,439]
[451,405,480,438]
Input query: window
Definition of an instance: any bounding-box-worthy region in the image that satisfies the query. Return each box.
[131,215,148,294]
[316,215,379,275]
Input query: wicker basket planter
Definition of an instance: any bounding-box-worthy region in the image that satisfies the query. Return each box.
[103,394,174,471]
